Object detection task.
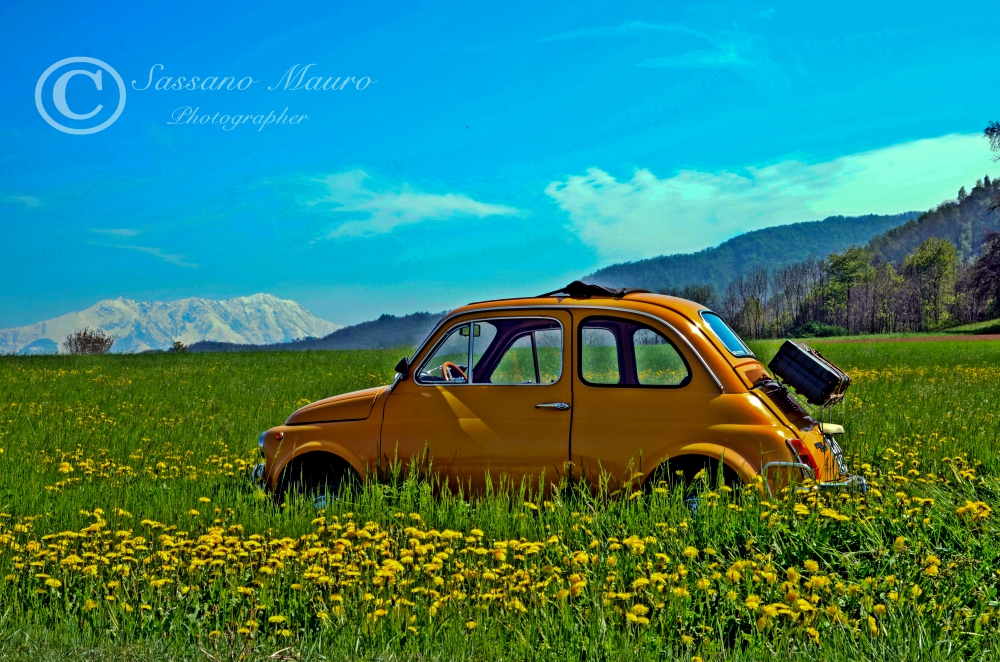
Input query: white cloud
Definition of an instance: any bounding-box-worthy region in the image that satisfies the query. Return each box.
[101,244,198,268]
[90,228,140,237]
[545,133,996,264]
[539,21,774,74]
[1,194,40,207]
[636,27,770,71]
[310,170,519,238]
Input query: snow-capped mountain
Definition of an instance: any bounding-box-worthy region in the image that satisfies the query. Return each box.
[1,294,340,354]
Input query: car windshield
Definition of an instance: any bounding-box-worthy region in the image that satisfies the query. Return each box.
[700,311,754,358]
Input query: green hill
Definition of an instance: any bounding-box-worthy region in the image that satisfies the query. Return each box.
[868,176,999,262]
[586,212,917,292]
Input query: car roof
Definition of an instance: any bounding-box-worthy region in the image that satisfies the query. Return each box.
[458,292,708,322]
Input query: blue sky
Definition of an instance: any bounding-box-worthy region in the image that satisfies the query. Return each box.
[2,1,999,328]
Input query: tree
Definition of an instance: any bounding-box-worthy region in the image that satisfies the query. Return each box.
[63,327,116,355]
[970,230,1000,315]
[986,121,1000,212]
[169,340,188,353]
[822,247,876,327]
[902,237,958,328]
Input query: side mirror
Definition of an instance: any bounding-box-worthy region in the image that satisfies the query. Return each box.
[394,356,410,378]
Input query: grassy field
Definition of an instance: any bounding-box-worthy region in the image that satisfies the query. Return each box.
[1,341,999,660]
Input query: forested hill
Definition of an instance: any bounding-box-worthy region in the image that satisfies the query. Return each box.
[868,176,999,262]
[188,311,444,353]
[586,212,917,293]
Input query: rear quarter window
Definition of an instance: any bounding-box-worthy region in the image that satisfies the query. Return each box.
[700,312,754,358]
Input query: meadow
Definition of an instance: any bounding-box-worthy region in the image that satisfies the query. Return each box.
[1,341,999,661]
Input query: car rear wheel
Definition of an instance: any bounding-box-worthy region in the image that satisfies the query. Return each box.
[645,455,740,507]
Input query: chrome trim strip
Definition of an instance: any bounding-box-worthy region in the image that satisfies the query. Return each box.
[411,305,725,393]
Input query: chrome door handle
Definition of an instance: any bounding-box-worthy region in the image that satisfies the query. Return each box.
[536,402,570,411]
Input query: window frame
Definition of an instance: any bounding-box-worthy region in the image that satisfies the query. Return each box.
[577,314,692,389]
[414,316,565,387]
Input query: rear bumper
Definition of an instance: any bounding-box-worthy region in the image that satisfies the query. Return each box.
[762,461,867,496]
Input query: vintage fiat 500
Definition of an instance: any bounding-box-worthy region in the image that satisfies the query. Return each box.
[256,282,862,499]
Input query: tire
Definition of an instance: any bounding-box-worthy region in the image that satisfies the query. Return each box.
[645,455,740,499]
[276,453,355,507]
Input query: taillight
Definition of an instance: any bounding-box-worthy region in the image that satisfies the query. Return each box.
[787,438,817,477]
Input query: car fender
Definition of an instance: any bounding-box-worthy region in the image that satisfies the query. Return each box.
[266,430,368,490]
[656,442,757,485]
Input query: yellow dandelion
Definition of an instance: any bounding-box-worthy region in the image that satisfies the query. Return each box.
[745,594,761,611]
[804,560,819,573]
[268,615,287,624]
[466,620,477,630]
[628,604,649,616]
[682,546,699,559]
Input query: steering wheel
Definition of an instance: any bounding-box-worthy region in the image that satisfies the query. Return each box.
[441,361,467,381]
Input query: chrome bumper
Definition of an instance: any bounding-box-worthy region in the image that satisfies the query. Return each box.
[761,461,867,496]
[251,462,265,484]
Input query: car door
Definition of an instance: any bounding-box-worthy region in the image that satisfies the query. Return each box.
[570,309,719,491]
[381,310,573,494]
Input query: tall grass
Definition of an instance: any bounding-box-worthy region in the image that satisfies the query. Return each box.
[0,342,998,661]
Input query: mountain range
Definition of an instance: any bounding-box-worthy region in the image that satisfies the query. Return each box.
[188,311,445,353]
[587,176,999,293]
[0,294,340,354]
[586,212,918,293]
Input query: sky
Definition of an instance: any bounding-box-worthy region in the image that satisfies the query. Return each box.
[1,1,999,328]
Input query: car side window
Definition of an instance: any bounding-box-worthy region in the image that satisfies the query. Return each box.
[491,335,536,383]
[633,328,689,385]
[417,318,564,385]
[478,322,563,385]
[416,323,471,384]
[579,316,690,388]
[581,326,621,384]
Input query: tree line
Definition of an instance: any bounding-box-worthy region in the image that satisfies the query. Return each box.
[664,180,1000,340]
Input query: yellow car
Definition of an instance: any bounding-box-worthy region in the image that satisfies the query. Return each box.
[256,282,862,500]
